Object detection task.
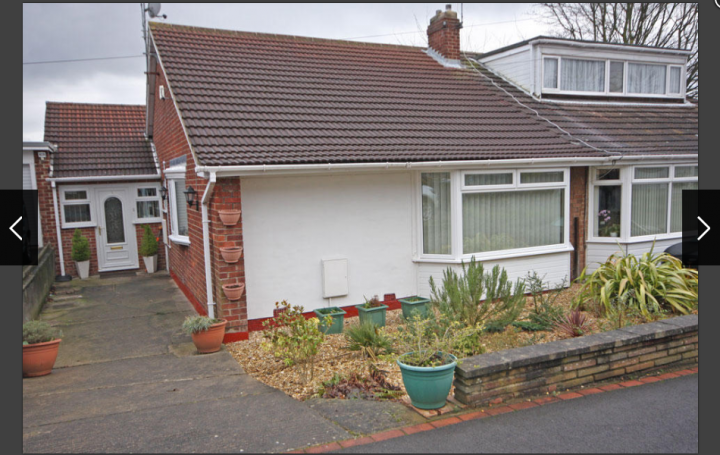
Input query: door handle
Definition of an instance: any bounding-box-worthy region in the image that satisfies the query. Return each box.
[98,226,102,235]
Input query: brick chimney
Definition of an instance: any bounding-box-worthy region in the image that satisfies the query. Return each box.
[427,4,462,61]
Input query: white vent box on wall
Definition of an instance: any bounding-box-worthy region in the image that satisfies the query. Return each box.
[322,259,348,298]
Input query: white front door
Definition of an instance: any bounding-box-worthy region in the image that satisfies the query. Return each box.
[96,188,139,271]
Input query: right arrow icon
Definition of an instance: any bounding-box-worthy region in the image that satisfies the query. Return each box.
[698,216,710,241]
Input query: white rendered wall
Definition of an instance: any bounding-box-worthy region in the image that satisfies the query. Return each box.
[481,47,532,92]
[585,238,679,273]
[241,172,417,319]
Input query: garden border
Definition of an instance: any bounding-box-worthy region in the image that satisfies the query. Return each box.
[453,314,698,407]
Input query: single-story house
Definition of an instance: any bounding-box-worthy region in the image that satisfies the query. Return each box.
[33,102,166,278]
[35,6,697,343]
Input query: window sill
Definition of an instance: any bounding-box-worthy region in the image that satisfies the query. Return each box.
[414,244,574,264]
[169,234,191,246]
[587,233,682,245]
[133,218,163,225]
[62,222,97,230]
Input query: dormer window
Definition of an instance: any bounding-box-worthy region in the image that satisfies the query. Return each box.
[542,56,685,98]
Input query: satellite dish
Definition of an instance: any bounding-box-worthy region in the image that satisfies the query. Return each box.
[147,3,162,18]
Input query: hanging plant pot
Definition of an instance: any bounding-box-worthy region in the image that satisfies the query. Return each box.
[219,246,243,264]
[222,283,245,301]
[218,210,241,226]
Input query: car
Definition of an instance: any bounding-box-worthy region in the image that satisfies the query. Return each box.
[664,236,698,268]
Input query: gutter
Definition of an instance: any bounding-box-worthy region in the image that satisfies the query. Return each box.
[51,182,66,278]
[528,38,692,56]
[195,155,698,177]
[47,174,161,183]
[201,172,217,319]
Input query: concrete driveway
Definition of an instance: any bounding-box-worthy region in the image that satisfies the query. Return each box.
[23,272,350,453]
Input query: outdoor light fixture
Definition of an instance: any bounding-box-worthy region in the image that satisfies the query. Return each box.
[160,186,167,201]
[184,186,198,210]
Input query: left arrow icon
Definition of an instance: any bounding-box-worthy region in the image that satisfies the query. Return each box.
[10,216,21,241]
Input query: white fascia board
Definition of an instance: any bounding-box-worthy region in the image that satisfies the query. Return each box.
[529,38,692,56]
[47,174,161,183]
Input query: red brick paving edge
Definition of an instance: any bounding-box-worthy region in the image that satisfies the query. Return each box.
[290,368,698,453]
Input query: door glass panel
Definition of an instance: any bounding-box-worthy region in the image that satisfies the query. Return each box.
[104,197,125,244]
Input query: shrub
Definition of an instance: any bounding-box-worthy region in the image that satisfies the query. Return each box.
[573,247,698,318]
[23,321,62,345]
[182,315,222,334]
[344,322,394,359]
[262,301,324,384]
[139,225,159,257]
[555,310,592,338]
[71,229,90,262]
[524,271,567,330]
[361,295,383,309]
[429,257,526,331]
[393,315,482,367]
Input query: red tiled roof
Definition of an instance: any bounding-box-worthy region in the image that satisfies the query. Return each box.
[149,22,697,167]
[44,103,157,178]
[149,22,597,166]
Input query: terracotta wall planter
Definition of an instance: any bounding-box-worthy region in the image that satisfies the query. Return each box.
[23,339,62,377]
[222,283,245,301]
[219,246,243,264]
[218,210,241,226]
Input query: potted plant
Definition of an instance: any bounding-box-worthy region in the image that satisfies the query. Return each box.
[398,295,431,320]
[313,306,346,334]
[394,317,468,410]
[222,283,245,301]
[219,245,243,264]
[182,315,228,354]
[139,225,159,273]
[23,321,62,377]
[218,209,241,226]
[355,295,389,327]
[71,229,90,279]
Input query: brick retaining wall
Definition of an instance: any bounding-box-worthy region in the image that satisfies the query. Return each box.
[454,315,698,407]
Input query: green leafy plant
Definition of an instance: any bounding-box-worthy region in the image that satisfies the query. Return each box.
[23,321,62,345]
[524,271,567,330]
[182,315,222,334]
[139,224,159,257]
[361,295,383,309]
[393,315,481,367]
[573,246,698,318]
[429,257,526,331]
[71,229,90,262]
[554,310,592,338]
[262,301,325,384]
[344,322,394,359]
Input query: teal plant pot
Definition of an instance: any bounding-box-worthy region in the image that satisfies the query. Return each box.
[314,307,346,334]
[355,304,389,327]
[398,296,431,320]
[397,352,457,410]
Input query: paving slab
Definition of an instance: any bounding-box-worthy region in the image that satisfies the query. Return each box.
[305,398,426,435]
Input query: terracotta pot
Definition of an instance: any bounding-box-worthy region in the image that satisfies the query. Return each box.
[222,283,245,301]
[191,320,227,354]
[219,246,243,264]
[23,339,62,377]
[218,210,241,226]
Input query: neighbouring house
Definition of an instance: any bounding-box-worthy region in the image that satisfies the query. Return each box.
[35,5,697,343]
[35,103,165,279]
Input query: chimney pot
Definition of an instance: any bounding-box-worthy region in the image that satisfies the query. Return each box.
[446,4,452,11]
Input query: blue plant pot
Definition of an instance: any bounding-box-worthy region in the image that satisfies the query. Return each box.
[397,352,457,410]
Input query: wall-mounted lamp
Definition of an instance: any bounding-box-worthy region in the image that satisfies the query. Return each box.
[184,186,198,210]
[160,186,168,201]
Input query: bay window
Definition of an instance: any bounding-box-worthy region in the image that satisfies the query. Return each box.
[420,169,570,260]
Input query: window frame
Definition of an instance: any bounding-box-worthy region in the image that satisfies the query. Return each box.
[588,164,698,243]
[133,184,163,224]
[60,187,96,229]
[164,165,191,246]
[416,168,572,263]
[541,54,686,99]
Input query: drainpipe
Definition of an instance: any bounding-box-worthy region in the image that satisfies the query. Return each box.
[201,172,217,318]
[51,182,66,277]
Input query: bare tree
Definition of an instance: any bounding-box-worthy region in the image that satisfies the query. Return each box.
[537,3,698,98]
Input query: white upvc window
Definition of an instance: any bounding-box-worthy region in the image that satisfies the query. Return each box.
[418,169,571,262]
[164,164,190,245]
[589,164,698,242]
[60,187,95,228]
[542,55,686,98]
[134,185,162,223]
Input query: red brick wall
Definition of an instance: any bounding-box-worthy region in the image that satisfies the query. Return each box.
[427,9,461,61]
[570,167,588,279]
[35,149,165,278]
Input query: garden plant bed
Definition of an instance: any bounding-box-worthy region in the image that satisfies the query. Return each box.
[226,283,692,402]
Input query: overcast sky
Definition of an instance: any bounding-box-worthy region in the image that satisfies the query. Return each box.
[23,3,550,141]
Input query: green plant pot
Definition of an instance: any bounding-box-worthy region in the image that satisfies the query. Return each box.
[355,304,389,327]
[314,307,346,334]
[397,352,457,410]
[398,296,431,320]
